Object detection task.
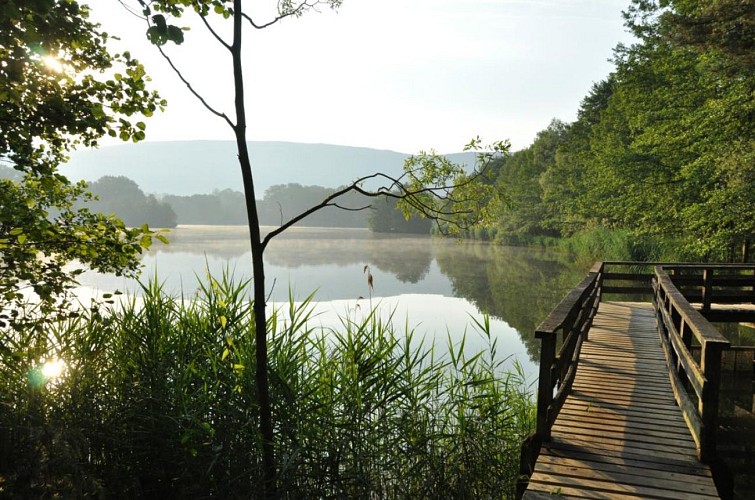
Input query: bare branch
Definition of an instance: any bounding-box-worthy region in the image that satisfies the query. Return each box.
[331,203,372,212]
[199,12,232,50]
[259,142,505,248]
[241,0,328,30]
[155,45,235,128]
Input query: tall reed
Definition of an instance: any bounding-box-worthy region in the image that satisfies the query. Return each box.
[0,273,534,498]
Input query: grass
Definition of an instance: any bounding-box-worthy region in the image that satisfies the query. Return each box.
[0,273,534,498]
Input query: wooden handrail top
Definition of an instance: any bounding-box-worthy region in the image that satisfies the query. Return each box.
[662,263,755,270]
[654,267,730,346]
[535,272,598,338]
[601,260,755,268]
[601,260,706,267]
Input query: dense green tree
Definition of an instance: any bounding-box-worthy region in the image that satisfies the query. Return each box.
[0,0,164,323]
[539,78,615,235]
[492,120,567,243]
[606,0,754,258]
[0,0,163,175]
[86,176,177,228]
[474,1,753,261]
[367,196,431,234]
[164,189,248,225]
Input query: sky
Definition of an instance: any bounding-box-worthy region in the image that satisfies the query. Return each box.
[88,0,636,153]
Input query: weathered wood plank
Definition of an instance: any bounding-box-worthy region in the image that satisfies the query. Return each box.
[533,460,719,496]
[526,473,718,500]
[541,445,713,477]
[536,455,716,489]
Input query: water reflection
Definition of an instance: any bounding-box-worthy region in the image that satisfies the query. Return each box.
[78,225,588,366]
[434,243,585,359]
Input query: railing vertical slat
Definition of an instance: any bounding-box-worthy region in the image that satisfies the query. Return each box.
[535,334,556,441]
[702,268,713,314]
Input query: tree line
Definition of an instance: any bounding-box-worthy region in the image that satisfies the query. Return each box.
[107,174,430,234]
[466,0,753,262]
[4,169,430,234]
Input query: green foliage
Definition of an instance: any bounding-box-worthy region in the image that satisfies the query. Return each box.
[0,274,534,498]
[85,176,177,228]
[0,0,165,326]
[557,227,675,265]
[471,1,753,262]
[0,0,165,175]
[0,174,157,326]
[399,139,509,235]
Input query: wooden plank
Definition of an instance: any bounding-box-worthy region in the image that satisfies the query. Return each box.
[545,435,702,467]
[535,455,715,487]
[552,417,693,441]
[557,409,691,434]
[533,460,719,496]
[572,375,672,391]
[569,386,676,404]
[551,424,698,451]
[566,394,683,414]
[548,432,698,460]
[526,474,718,500]
[540,446,712,477]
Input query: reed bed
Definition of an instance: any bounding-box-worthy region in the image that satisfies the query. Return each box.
[0,273,534,498]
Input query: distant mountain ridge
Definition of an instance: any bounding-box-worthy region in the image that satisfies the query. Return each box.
[62,141,475,196]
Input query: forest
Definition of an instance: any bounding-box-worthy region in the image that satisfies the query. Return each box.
[466,0,754,263]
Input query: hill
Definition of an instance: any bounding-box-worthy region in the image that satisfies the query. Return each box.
[62,141,475,196]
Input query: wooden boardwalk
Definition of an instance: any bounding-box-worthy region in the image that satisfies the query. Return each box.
[524,301,720,499]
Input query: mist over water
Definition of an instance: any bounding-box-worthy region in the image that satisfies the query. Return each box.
[77,225,589,381]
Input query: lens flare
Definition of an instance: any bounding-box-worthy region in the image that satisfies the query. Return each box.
[41,358,66,380]
[42,56,65,73]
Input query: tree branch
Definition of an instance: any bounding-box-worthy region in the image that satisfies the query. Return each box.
[241,0,326,30]
[155,45,234,128]
[199,12,232,50]
[261,160,494,248]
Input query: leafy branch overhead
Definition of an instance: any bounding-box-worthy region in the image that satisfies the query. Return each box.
[0,1,167,325]
[259,138,509,247]
[0,1,166,176]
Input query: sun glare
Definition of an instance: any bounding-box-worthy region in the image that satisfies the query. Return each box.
[41,358,66,380]
[42,56,66,74]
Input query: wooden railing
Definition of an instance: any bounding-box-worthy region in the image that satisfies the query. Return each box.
[653,266,731,462]
[533,262,603,440]
[663,264,755,322]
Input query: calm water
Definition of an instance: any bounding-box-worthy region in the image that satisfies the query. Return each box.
[77,225,588,382]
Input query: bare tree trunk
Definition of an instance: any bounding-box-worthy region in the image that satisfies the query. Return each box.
[232,1,276,496]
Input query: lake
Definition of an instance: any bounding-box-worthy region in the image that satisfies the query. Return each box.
[77,225,589,382]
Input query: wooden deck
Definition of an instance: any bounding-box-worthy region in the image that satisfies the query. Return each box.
[523,301,720,499]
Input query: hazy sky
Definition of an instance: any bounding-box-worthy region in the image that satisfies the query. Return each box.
[89,0,635,153]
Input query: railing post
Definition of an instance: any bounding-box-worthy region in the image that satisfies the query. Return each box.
[699,340,725,463]
[535,334,556,441]
[678,320,692,392]
[702,268,713,314]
